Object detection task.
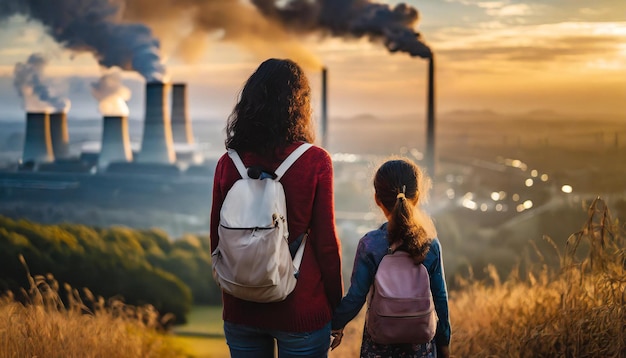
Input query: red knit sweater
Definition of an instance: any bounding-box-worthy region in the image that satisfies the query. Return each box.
[210,142,343,332]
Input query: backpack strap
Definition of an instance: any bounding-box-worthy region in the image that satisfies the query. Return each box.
[226,150,249,179]
[274,143,313,181]
[291,231,308,278]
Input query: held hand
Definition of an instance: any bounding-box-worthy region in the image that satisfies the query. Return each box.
[437,345,450,358]
[330,329,344,350]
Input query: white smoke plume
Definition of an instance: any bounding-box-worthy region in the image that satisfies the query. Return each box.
[13,53,71,113]
[91,69,131,117]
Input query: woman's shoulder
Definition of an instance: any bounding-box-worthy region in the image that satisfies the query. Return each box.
[214,152,229,168]
[298,143,330,161]
[286,143,332,173]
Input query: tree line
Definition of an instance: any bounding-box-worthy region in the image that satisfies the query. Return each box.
[0,216,221,324]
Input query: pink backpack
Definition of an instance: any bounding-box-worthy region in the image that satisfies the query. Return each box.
[366,249,437,345]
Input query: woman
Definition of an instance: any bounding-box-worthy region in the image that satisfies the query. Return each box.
[209,58,343,358]
[330,158,451,357]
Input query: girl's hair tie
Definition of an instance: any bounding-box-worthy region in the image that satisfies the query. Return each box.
[397,185,407,200]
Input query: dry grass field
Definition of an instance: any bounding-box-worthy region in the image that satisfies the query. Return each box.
[330,198,625,358]
[0,257,187,358]
[1,198,623,357]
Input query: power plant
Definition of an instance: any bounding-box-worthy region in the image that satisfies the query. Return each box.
[137,82,176,164]
[22,112,54,164]
[16,81,203,170]
[171,83,194,145]
[99,115,133,169]
[49,112,70,159]
[0,82,214,236]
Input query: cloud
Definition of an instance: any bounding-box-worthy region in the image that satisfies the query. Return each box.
[444,0,537,18]
[486,4,533,17]
[434,22,626,68]
[440,34,623,63]
[477,2,506,10]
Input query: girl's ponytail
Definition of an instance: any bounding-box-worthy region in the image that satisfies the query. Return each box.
[374,159,435,263]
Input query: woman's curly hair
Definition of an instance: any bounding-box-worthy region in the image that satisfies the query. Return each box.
[225,58,315,155]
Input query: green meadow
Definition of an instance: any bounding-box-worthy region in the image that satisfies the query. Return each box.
[172,305,229,358]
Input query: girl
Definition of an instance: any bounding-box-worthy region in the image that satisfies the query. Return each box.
[331,158,450,357]
[210,58,343,357]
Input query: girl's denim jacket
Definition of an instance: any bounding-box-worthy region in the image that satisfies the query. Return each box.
[332,222,451,347]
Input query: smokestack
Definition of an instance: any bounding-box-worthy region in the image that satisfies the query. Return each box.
[170,83,194,145]
[137,82,176,164]
[321,67,328,149]
[49,112,70,159]
[99,115,133,169]
[425,55,436,176]
[22,112,54,163]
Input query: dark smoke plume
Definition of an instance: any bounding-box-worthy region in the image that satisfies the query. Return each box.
[14,53,71,113]
[0,0,165,81]
[121,0,431,67]
[251,0,431,58]
[2,0,429,77]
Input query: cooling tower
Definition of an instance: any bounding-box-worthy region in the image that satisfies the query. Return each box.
[49,112,70,159]
[99,115,133,169]
[171,83,194,144]
[137,82,176,163]
[22,112,54,163]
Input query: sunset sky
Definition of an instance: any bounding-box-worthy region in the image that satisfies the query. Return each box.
[0,0,624,120]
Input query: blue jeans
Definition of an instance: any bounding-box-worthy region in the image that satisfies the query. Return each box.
[223,321,331,358]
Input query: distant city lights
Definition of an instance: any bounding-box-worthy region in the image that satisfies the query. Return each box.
[525,178,534,187]
[561,185,573,193]
[462,198,478,210]
[516,200,533,212]
[490,191,507,201]
[523,200,533,209]
[504,158,528,171]
[540,174,549,182]
[446,188,455,199]
[531,169,538,177]
[512,194,520,201]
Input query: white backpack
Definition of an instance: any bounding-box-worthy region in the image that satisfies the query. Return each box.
[211,143,312,303]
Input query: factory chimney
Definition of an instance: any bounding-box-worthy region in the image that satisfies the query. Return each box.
[425,55,436,176]
[49,112,70,159]
[137,82,176,163]
[99,115,133,169]
[321,67,328,149]
[22,112,54,163]
[171,83,194,144]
